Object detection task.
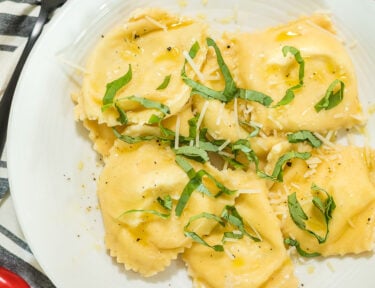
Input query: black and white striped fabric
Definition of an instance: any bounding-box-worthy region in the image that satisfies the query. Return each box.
[0,0,56,287]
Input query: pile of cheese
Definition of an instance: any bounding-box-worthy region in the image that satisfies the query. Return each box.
[72,8,375,288]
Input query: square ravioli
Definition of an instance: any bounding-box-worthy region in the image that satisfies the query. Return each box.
[183,184,298,288]
[269,145,375,256]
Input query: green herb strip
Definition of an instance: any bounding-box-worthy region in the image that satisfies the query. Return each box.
[102,64,132,111]
[287,130,322,148]
[174,146,209,163]
[206,37,237,100]
[274,46,305,107]
[184,212,225,252]
[284,238,321,257]
[258,151,311,182]
[175,156,236,216]
[112,128,160,144]
[238,89,273,107]
[157,195,173,211]
[185,206,261,252]
[115,103,128,125]
[287,183,336,244]
[315,79,345,112]
[127,96,170,115]
[156,75,172,90]
[221,205,261,242]
[118,209,170,220]
[182,39,274,106]
[189,41,200,58]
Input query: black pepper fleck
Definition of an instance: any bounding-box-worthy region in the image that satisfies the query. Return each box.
[167,46,172,51]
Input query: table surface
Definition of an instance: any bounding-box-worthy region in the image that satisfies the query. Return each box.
[0,0,58,287]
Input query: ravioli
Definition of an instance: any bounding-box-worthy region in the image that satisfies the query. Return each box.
[98,140,245,276]
[270,145,375,256]
[76,8,208,127]
[71,7,375,287]
[183,180,298,288]
[231,14,363,133]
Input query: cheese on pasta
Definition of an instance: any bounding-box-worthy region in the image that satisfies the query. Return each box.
[71,7,374,288]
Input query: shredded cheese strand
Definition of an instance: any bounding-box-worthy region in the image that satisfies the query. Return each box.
[183,51,205,83]
[216,102,225,125]
[196,101,210,147]
[174,115,181,149]
[218,139,231,151]
[233,97,241,138]
[144,15,167,31]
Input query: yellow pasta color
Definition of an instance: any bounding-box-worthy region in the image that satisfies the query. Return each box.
[76,8,208,126]
[98,140,240,276]
[270,145,375,256]
[231,14,363,133]
[183,181,298,288]
[82,119,117,158]
[71,7,375,286]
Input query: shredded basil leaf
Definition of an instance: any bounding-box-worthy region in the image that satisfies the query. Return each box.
[282,46,305,84]
[157,195,173,211]
[156,75,172,90]
[113,128,160,144]
[274,46,305,107]
[273,89,296,107]
[148,114,163,124]
[127,95,170,115]
[238,89,273,107]
[115,103,128,125]
[184,231,224,252]
[175,156,195,178]
[182,74,228,101]
[287,184,336,244]
[175,156,236,216]
[221,205,261,242]
[288,192,308,230]
[118,209,170,219]
[174,146,209,163]
[287,130,322,148]
[206,37,238,100]
[311,183,336,241]
[264,151,311,182]
[189,41,200,59]
[175,177,206,216]
[102,64,132,111]
[315,79,345,112]
[284,238,321,258]
[239,121,261,138]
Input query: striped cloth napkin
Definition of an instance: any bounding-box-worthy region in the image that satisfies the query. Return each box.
[0,0,57,287]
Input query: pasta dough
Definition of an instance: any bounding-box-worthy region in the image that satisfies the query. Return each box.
[76,9,208,127]
[270,145,375,256]
[231,14,363,133]
[71,7,375,288]
[183,182,298,288]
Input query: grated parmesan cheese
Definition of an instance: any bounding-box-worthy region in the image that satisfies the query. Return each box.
[233,97,241,138]
[218,139,231,151]
[237,189,261,194]
[174,115,181,149]
[196,101,210,147]
[144,15,167,31]
[267,115,283,129]
[183,51,205,83]
[215,102,225,125]
[57,55,89,74]
[218,151,235,158]
[313,132,337,149]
